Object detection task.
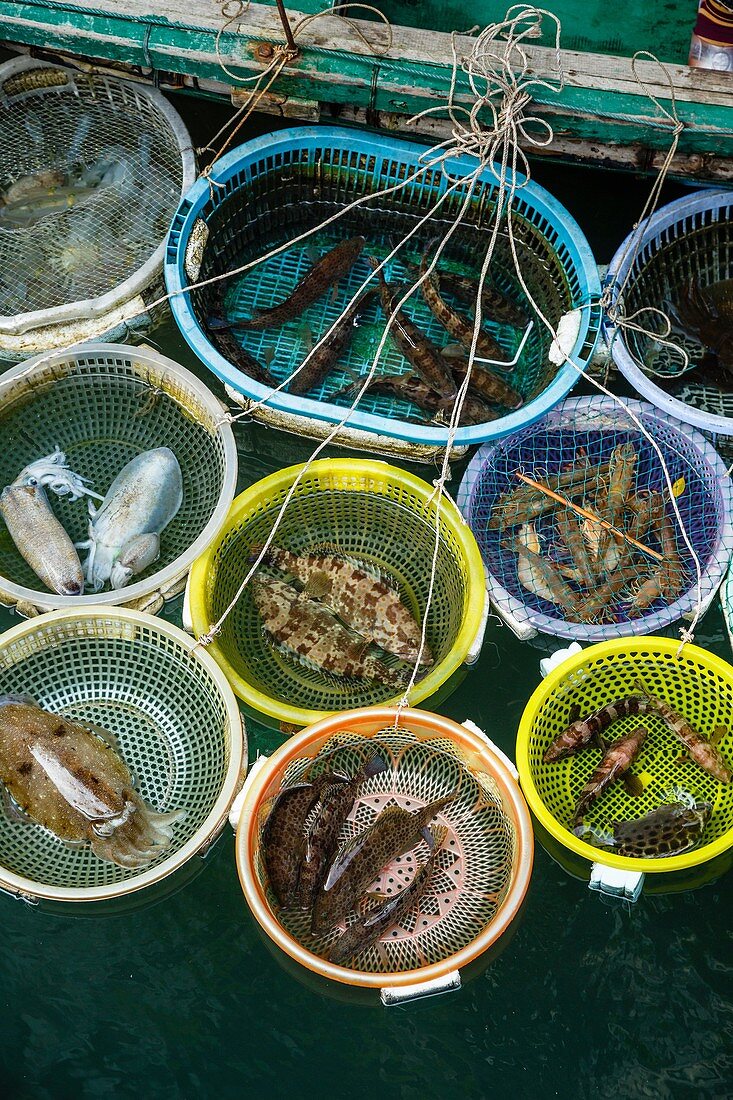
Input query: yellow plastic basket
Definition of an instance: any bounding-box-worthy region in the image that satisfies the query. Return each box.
[188,459,486,727]
[517,637,733,873]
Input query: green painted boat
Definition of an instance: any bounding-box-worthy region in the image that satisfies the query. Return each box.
[0,1,731,181]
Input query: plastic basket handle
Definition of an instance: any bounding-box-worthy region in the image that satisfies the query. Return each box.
[589,863,645,903]
[465,587,490,666]
[380,970,461,1005]
[228,754,269,830]
[461,719,519,781]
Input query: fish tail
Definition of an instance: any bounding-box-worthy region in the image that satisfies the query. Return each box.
[362,752,388,780]
[570,822,614,849]
[429,824,449,850]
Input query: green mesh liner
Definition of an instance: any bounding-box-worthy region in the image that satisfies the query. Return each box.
[207,474,471,712]
[253,726,518,975]
[0,348,231,599]
[523,646,733,860]
[0,616,233,892]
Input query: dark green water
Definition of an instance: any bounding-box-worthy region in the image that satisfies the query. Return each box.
[1,101,731,1099]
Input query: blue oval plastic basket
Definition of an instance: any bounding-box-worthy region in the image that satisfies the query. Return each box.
[456,395,733,641]
[605,188,733,436]
[165,126,601,450]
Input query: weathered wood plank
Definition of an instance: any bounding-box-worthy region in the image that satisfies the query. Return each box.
[1,0,731,177]
[3,1,732,106]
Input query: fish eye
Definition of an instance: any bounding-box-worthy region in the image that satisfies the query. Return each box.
[27,476,37,487]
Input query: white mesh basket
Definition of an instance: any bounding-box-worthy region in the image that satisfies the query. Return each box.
[0,57,195,356]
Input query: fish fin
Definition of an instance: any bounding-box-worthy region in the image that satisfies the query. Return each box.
[440,343,467,361]
[591,732,608,753]
[304,570,331,599]
[421,825,437,847]
[325,807,404,890]
[571,822,615,849]
[711,725,727,746]
[429,825,449,850]
[1,785,35,826]
[305,241,321,265]
[296,321,314,352]
[623,773,645,797]
[362,753,388,780]
[262,345,276,367]
[364,890,390,902]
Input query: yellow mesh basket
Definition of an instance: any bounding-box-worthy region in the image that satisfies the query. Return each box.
[188,459,486,727]
[516,637,733,873]
[235,707,533,991]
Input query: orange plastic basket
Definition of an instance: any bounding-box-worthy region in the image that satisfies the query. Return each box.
[235,707,533,993]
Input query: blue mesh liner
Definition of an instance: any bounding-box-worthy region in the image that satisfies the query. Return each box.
[165,127,601,448]
[457,396,733,641]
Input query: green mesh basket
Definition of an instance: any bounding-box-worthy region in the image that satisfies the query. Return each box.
[0,343,237,613]
[188,459,486,726]
[0,607,245,903]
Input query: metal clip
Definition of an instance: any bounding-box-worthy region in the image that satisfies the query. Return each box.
[380,970,461,1006]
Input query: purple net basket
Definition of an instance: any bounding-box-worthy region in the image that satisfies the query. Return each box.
[456,395,733,641]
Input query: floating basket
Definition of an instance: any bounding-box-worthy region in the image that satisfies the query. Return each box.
[456,395,733,642]
[605,188,733,436]
[0,57,195,359]
[0,343,237,614]
[165,126,601,459]
[235,707,533,993]
[187,459,486,726]
[517,637,733,874]
[0,607,245,903]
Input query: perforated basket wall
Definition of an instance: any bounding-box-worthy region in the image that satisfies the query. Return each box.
[188,459,485,725]
[456,395,733,641]
[0,343,237,612]
[605,189,733,436]
[0,56,195,351]
[517,637,733,873]
[166,126,601,452]
[236,708,533,988]
[0,608,245,902]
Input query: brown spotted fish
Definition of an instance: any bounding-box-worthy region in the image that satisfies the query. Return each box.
[311,790,458,933]
[570,725,647,825]
[0,695,185,868]
[328,825,447,966]
[239,237,366,329]
[604,799,712,858]
[251,574,409,689]
[544,696,655,763]
[296,752,387,908]
[636,682,732,783]
[261,771,349,908]
[368,260,457,396]
[253,546,433,666]
[418,249,509,363]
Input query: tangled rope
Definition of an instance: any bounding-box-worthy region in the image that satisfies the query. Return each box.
[7,7,712,672]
